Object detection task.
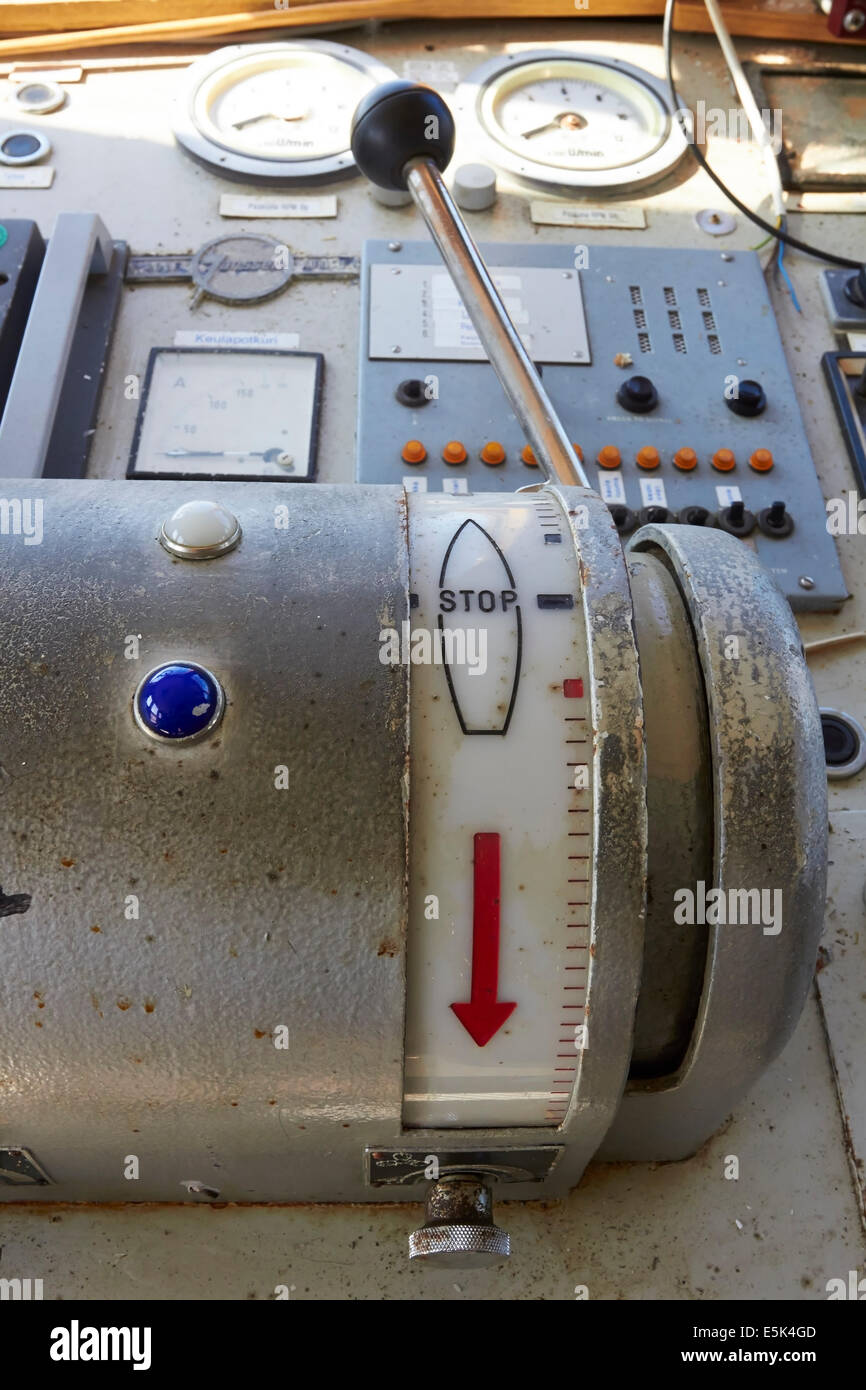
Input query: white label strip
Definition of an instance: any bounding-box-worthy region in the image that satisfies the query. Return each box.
[442,477,469,494]
[432,271,532,350]
[219,194,337,219]
[10,66,83,82]
[402,475,428,492]
[715,484,743,506]
[402,58,459,88]
[597,471,626,504]
[639,477,668,508]
[173,330,300,348]
[0,166,54,188]
[530,201,647,229]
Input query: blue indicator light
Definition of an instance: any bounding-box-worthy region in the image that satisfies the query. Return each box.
[135,663,223,741]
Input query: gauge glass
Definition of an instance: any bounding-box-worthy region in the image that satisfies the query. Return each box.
[175,41,397,182]
[194,50,375,161]
[481,59,668,172]
[129,349,321,481]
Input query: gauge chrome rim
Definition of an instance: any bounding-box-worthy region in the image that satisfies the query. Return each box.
[173,40,398,184]
[455,50,687,192]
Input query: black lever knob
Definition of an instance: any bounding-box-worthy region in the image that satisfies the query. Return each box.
[844,264,866,310]
[351,81,456,191]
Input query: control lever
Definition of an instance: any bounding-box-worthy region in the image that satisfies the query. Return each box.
[351,81,590,490]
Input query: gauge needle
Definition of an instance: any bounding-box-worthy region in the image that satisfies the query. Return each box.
[232,109,307,129]
[520,110,588,139]
[162,449,262,458]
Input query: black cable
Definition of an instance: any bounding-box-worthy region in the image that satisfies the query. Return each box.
[663,0,861,270]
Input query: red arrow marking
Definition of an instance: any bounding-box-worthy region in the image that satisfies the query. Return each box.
[450,832,517,1047]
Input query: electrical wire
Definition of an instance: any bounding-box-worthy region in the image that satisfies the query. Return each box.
[702,0,785,222]
[663,0,861,270]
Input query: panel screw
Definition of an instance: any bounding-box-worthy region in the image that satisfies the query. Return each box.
[843,9,866,32]
[798,576,815,590]
[388,240,402,252]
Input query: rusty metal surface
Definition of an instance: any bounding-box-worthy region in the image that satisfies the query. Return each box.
[745,62,866,190]
[625,551,711,1078]
[603,523,828,1160]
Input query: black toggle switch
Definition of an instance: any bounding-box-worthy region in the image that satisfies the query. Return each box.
[678,505,715,527]
[609,503,637,535]
[617,375,659,414]
[716,499,756,537]
[638,505,675,525]
[395,378,430,408]
[757,500,794,537]
[726,379,767,417]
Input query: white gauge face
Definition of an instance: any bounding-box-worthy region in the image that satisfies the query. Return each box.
[129,350,321,481]
[175,41,398,183]
[195,51,374,160]
[459,52,686,192]
[484,60,666,171]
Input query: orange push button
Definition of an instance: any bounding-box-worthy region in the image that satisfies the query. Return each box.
[442,440,468,465]
[401,439,426,464]
[749,448,774,472]
[521,445,538,467]
[597,444,621,470]
[673,446,698,471]
[712,448,736,472]
[636,445,660,470]
[573,444,584,462]
[481,441,506,466]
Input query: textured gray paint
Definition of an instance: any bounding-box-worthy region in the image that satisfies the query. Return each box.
[0,480,410,1202]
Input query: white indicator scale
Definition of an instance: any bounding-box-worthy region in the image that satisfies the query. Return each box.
[403,491,593,1129]
[127,348,323,482]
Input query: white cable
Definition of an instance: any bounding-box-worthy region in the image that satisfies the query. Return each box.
[702,0,786,220]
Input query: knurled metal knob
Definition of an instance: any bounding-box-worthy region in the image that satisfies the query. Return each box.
[408,1173,511,1268]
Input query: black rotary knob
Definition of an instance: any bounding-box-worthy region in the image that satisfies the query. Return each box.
[616,375,658,414]
[726,379,767,417]
[350,81,456,191]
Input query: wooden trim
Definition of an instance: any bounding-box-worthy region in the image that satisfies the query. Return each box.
[0,1,863,56]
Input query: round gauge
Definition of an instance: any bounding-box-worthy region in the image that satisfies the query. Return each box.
[173,40,398,184]
[456,51,687,192]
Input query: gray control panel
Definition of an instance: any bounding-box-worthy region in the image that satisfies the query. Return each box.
[358,239,847,611]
